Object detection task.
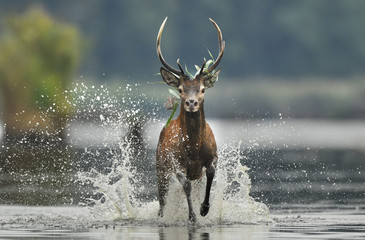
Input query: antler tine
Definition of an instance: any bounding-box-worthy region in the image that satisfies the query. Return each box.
[157,17,182,76]
[177,59,185,76]
[207,18,225,73]
[199,58,207,76]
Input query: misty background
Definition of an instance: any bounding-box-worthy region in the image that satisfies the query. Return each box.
[1,0,365,121]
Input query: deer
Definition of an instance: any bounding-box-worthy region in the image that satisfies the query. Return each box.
[155,17,225,223]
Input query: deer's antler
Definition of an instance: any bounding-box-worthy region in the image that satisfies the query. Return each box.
[157,17,184,76]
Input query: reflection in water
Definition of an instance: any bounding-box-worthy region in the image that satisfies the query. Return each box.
[159,226,209,240]
[0,204,364,239]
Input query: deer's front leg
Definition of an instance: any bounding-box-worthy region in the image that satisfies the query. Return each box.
[176,171,196,223]
[200,158,217,216]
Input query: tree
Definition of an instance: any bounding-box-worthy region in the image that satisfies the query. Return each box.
[0,7,82,139]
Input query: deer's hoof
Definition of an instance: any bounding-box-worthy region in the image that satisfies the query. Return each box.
[200,203,210,216]
[158,209,164,218]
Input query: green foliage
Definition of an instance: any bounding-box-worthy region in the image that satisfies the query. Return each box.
[168,88,180,100]
[165,101,178,128]
[0,7,82,123]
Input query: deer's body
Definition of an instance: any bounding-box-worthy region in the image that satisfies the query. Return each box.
[155,17,225,223]
[156,104,217,180]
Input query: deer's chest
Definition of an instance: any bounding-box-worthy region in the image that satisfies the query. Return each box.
[178,140,213,169]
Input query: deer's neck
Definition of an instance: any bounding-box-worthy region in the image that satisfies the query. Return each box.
[178,102,206,142]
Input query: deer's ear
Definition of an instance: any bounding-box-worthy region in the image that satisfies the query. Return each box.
[160,67,180,87]
[204,68,221,88]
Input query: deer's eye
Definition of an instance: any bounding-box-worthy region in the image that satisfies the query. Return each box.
[178,88,183,94]
[201,88,206,93]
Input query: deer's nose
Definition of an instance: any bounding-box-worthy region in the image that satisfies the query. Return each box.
[185,99,198,107]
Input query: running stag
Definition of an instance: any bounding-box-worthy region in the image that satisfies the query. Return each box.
[155,17,225,223]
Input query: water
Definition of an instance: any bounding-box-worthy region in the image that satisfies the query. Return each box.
[75,129,269,225]
[0,205,364,239]
[0,83,364,238]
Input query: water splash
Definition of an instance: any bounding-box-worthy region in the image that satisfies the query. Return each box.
[70,84,270,225]
[79,138,270,225]
[156,141,270,225]
[1,82,269,224]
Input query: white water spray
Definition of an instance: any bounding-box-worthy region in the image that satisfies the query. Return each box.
[72,83,270,225]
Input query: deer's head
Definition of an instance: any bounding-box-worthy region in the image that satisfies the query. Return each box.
[157,17,225,113]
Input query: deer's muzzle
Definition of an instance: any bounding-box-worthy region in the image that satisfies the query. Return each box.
[185,99,199,112]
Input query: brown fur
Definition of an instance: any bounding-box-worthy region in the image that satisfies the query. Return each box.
[155,17,224,223]
[156,74,218,223]
[156,104,217,180]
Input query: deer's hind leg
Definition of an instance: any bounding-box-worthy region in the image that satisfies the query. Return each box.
[157,167,172,218]
[176,171,196,223]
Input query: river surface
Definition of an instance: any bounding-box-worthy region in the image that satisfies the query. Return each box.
[0,204,364,239]
[0,119,364,239]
